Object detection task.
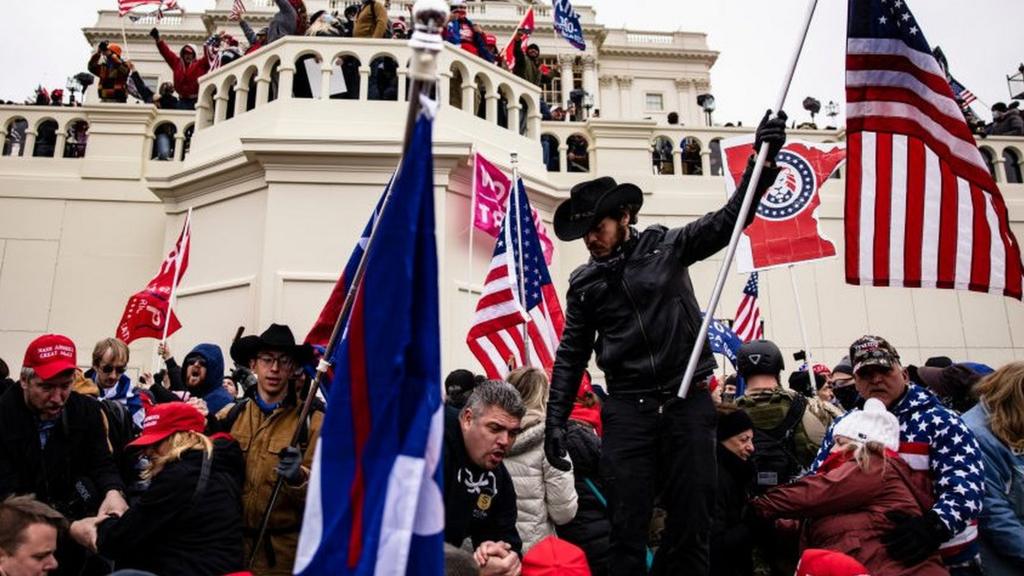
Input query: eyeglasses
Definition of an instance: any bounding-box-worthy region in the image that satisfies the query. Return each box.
[256,354,295,369]
[100,364,127,375]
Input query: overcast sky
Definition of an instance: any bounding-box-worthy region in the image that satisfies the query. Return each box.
[1,1,1021,125]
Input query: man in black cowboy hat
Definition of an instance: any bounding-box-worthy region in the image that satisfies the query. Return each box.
[544,111,788,575]
[214,323,322,575]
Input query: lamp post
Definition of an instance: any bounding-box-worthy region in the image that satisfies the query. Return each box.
[697,93,715,127]
[825,100,838,127]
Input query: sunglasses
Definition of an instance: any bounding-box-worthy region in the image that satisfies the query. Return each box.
[100,364,127,375]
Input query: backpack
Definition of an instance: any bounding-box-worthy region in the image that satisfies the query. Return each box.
[743,392,808,492]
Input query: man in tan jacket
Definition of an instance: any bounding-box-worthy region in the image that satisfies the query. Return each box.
[353,0,388,38]
[216,324,323,575]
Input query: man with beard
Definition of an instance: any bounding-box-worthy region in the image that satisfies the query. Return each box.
[544,112,788,575]
[178,343,234,416]
[444,380,525,576]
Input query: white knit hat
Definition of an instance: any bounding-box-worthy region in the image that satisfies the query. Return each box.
[832,398,900,452]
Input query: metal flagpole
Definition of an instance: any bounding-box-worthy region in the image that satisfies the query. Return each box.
[120,15,131,61]
[678,0,820,399]
[510,152,529,367]
[246,1,448,568]
[468,146,477,287]
[788,265,817,394]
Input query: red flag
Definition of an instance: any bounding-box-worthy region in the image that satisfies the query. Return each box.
[502,7,535,72]
[472,152,554,264]
[116,213,191,343]
[721,137,846,272]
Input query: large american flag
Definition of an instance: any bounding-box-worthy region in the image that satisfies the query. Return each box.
[467,179,564,378]
[118,0,178,17]
[845,0,1024,299]
[733,272,763,342]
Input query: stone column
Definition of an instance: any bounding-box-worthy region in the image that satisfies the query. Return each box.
[700,149,711,176]
[197,100,213,129]
[674,78,690,121]
[462,83,475,114]
[581,55,598,113]
[485,93,499,123]
[438,71,451,106]
[214,94,230,123]
[174,134,186,161]
[55,132,67,159]
[617,75,633,118]
[508,103,521,134]
[278,66,295,100]
[235,85,250,115]
[993,158,1005,183]
[397,70,408,102]
[672,148,682,176]
[358,66,370,100]
[599,75,615,119]
[23,130,37,156]
[255,77,270,106]
[558,143,568,173]
[319,67,333,100]
[559,54,576,106]
[528,111,541,139]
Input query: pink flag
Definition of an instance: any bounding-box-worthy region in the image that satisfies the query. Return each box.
[472,152,554,264]
[720,137,845,273]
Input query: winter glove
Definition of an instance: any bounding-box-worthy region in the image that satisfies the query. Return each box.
[275,446,306,486]
[544,426,572,472]
[882,510,951,566]
[98,41,109,53]
[753,109,788,162]
[149,27,160,40]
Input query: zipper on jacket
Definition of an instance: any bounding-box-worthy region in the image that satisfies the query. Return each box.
[620,277,659,382]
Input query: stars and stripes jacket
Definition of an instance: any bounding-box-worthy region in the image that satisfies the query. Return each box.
[810,383,984,565]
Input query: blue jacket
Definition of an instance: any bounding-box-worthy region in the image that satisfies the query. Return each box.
[182,344,234,416]
[962,404,1024,574]
[811,384,984,565]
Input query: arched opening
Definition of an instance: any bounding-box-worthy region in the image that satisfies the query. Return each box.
[242,66,259,112]
[681,136,703,175]
[1003,147,1022,184]
[541,134,560,172]
[567,133,590,173]
[331,55,360,100]
[63,120,89,158]
[223,78,238,120]
[652,136,674,175]
[979,147,997,180]
[474,74,491,120]
[369,55,398,101]
[293,53,322,99]
[2,117,28,157]
[496,84,512,129]
[32,119,59,158]
[518,96,531,136]
[709,138,723,176]
[151,122,178,161]
[268,61,281,102]
[181,124,194,161]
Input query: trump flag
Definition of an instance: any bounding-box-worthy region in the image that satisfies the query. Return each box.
[472,152,554,265]
[295,109,443,575]
[721,136,846,273]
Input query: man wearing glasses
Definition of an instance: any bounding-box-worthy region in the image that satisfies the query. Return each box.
[216,323,322,576]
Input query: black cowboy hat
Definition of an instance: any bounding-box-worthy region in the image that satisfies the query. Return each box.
[230,323,314,366]
[553,177,643,241]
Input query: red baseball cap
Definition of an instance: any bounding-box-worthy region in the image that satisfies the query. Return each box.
[522,536,591,576]
[796,549,870,576]
[128,402,206,448]
[23,334,77,380]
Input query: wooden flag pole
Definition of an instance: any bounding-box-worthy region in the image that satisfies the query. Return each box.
[678,0,820,399]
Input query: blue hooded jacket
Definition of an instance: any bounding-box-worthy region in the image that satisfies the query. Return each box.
[182,343,234,415]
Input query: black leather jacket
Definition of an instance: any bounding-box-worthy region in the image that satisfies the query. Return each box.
[548,157,781,427]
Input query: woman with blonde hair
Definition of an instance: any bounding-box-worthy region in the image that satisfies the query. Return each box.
[68,402,245,575]
[751,398,946,575]
[963,362,1024,574]
[505,367,579,553]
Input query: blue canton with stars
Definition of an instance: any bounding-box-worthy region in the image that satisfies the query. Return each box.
[757,151,815,221]
[811,384,984,549]
[495,179,552,311]
[743,272,759,298]
[848,0,933,53]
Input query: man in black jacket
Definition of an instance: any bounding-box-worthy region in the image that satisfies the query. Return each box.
[0,334,127,576]
[544,111,788,576]
[444,380,524,576]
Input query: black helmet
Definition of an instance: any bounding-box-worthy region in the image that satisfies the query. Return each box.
[737,339,785,377]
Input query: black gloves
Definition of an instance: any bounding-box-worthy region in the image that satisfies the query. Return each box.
[98,41,109,53]
[149,27,160,40]
[754,109,788,162]
[275,446,306,486]
[882,510,951,566]
[544,426,571,471]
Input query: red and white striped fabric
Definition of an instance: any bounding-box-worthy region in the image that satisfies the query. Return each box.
[733,272,763,342]
[845,0,1024,299]
[229,0,246,21]
[118,0,177,16]
[467,180,564,379]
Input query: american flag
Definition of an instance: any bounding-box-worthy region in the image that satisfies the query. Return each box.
[229,0,246,21]
[948,76,977,110]
[118,0,178,17]
[845,0,1024,299]
[733,272,763,342]
[467,179,564,378]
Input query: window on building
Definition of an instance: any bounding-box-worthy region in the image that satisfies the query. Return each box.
[539,56,561,107]
[645,93,664,112]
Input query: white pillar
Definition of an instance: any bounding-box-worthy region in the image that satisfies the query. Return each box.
[993,158,1006,183]
[278,66,295,100]
[528,112,541,139]
[672,149,682,176]
[674,78,689,123]
[319,67,333,100]
[397,70,408,102]
[24,130,37,155]
[599,75,615,119]
[485,94,499,123]
[255,77,270,105]
[438,72,451,106]
[235,86,250,116]
[214,94,230,123]
[559,54,575,107]
[461,84,475,114]
[358,66,370,100]
[55,132,67,158]
[617,75,633,118]
[700,149,711,176]
[174,134,186,161]
[558,144,568,172]
[508,104,521,133]
[582,55,598,112]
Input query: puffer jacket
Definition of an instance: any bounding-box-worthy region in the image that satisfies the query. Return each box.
[547,158,781,429]
[987,109,1024,136]
[504,410,578,552]
[753,449,946,576]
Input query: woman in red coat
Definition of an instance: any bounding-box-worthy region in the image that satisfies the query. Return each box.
[751,398,948,576]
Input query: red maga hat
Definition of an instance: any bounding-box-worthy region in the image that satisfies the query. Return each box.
[23,334,77,380]
[128,402,206,448]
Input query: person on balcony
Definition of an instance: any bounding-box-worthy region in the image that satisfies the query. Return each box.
[238,18,269,54]
[353,0,389,39]
[150,27,208,110]
[444,0,494,63]
[307,10,344,37]
[513,41,546,87]
[87,42,130,103]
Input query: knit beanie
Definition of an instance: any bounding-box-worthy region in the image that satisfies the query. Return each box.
[832,356,854,378]
[831,398,900,452]
[717,408,753,442]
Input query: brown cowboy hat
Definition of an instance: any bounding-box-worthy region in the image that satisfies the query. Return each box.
[230,323,314,367]
[553,177,643,241]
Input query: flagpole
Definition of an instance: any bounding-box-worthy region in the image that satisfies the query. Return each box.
[786,265,817,393]
[468,147,477,287]
[511,151,529,367]
[156,208,190,359]
[677,0,819,399]
[246,1,448,568]
[120,14,131,61]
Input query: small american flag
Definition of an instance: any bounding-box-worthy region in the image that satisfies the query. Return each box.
[733,272,763,342]
[845,0,1024,299]
[118,0,177,17]
[229,0,246,21]
[467,179,564,378]
[948,76,977,110]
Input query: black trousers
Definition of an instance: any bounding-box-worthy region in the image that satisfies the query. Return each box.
[601,385,717,576]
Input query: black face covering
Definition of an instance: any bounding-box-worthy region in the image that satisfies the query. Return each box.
[834,384,861,412]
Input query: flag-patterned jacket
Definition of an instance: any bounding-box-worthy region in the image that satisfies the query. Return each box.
[810,384,984,564]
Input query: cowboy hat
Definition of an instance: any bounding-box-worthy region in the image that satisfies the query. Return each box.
[230,323,314,366]
[553,177,643,241]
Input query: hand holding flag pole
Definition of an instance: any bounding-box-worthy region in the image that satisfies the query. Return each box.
[246,0,448,568]
[677,0,819,400]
